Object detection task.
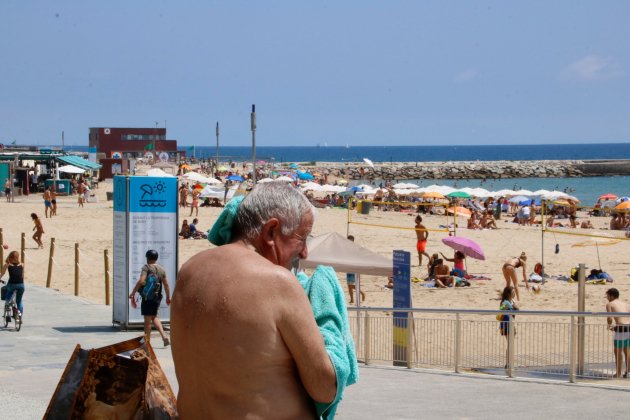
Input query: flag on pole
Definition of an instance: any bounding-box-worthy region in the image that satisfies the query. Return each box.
[144,143,154,151]
[188,145,196,158]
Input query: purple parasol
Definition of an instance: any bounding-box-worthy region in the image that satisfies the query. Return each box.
[441,236,485,261]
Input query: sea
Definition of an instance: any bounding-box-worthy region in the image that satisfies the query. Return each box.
[60,143,630,206]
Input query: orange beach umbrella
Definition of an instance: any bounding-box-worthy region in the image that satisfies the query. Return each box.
[447,206,472,218]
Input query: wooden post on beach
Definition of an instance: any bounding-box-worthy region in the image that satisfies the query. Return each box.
[577,263,586,376]
[46,238,55,288]
[20,232,25,265]
[104,249,110,305]
[0,228,4,264]
[74,243,79,296]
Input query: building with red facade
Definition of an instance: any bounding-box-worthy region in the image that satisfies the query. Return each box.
[89,127,182,179]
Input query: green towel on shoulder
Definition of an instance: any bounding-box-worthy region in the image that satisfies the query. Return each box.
[297,265,359,419]
[207,195,245,245]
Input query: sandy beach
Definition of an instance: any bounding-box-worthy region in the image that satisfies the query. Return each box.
[1,166,628,317]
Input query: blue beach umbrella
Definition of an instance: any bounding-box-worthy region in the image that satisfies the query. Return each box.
[297,171,314,180]
[227,174,245,182]
[289,163,299,169]
[349,186,364,192]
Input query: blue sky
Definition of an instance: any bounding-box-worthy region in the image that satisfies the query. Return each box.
[1,1,629,146]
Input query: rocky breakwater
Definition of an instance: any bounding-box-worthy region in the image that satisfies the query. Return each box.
[313,160,586,181]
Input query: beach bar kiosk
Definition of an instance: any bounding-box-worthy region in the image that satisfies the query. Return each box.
[112,175,178,328]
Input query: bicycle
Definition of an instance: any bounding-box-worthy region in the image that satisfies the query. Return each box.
[0,280,22,331]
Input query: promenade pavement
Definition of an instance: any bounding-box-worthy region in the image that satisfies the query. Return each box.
[1,285,629,419]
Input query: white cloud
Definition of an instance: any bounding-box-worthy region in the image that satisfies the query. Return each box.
[454,68,478,83]
[564,55,621,81]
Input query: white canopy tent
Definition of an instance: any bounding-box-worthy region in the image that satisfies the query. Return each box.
[300,232,393,276]
[58,165,86,174]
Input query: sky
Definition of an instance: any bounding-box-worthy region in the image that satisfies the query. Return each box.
[1,1,629,147]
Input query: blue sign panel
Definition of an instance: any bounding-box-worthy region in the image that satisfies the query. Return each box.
[113,176,127,212]
[392,250,411,366]
[393,250,411,314]
[129,177,178,213]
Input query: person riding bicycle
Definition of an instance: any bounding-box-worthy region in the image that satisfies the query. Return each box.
[129,249,171,347]
[1,251,25,317]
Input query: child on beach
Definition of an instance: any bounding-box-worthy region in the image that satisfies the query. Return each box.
[31,213,44,248]
[346,235,365,304]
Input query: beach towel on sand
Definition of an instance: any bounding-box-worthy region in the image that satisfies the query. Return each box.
[297,266,359,420]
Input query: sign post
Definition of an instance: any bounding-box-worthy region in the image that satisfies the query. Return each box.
[112,176,178,328]
[393,250,412,367]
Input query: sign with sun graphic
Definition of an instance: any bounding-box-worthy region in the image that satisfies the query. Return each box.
[112,175,178,327]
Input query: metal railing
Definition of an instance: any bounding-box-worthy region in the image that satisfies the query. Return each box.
[348,307,629,385]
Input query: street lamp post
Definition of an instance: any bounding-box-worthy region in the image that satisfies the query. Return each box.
[251,105,256,185]
[216,122,220,173]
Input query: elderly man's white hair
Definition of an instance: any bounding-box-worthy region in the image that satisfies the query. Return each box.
[234,182,314,241]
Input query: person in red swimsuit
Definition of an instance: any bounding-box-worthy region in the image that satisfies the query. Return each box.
[415,215,429,266]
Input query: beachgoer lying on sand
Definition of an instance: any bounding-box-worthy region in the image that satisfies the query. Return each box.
[581,220,594,229]
[502,252,528,301]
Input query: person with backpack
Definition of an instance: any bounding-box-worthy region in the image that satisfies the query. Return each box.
[129,249,171,347]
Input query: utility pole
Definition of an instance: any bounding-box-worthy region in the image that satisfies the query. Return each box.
[216,122,220,172]
[251,105,256,185]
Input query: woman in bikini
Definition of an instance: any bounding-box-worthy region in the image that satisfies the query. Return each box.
[31,213,44,248]
[502,252,529,301]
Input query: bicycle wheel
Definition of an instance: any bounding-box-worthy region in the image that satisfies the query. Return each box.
[3,307,9,328]
[15,311,21,331]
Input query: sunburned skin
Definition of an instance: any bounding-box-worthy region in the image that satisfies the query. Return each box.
[171,212,336,419]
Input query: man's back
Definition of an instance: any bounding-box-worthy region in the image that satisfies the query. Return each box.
[608,299,630,326]
[171,245,323,419]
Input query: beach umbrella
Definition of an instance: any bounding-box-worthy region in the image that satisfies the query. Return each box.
[217,166,229,171]
[616,197,630,203]
[508,195,530,204]
[227,174,245,182]
[393,182,419,189]
[297,171,314,180]
[442,236,485,260]
[446,206,472,218]
[289,163,299,169]
[513,189,534,196]
[532,189,551,196]
[615,201,630,211]
[599,193,618,201]
[147,168,174,177]
[363,158,375,168]
[275,176,294,182]
[422,191,446,199]
[572,234,621,270]
[448,191,472,199]
[257,177,274,183]
[349,186,364,192]
[336,179,348,185]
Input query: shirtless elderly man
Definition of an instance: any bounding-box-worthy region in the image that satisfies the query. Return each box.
[171,183,336,419]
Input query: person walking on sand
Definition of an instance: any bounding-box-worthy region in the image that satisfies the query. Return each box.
[129,249,171,347]
[4,178,11,202]
[502,252,529,301]
[605,288,630,378]
[31,213,44,248]
[415,215,429,266]
[50,185,57,216]
[171,183,337,418]
[43,187,52,218]
[77,181,85,207]
[189,188,200,217]
[179,183,188,208]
